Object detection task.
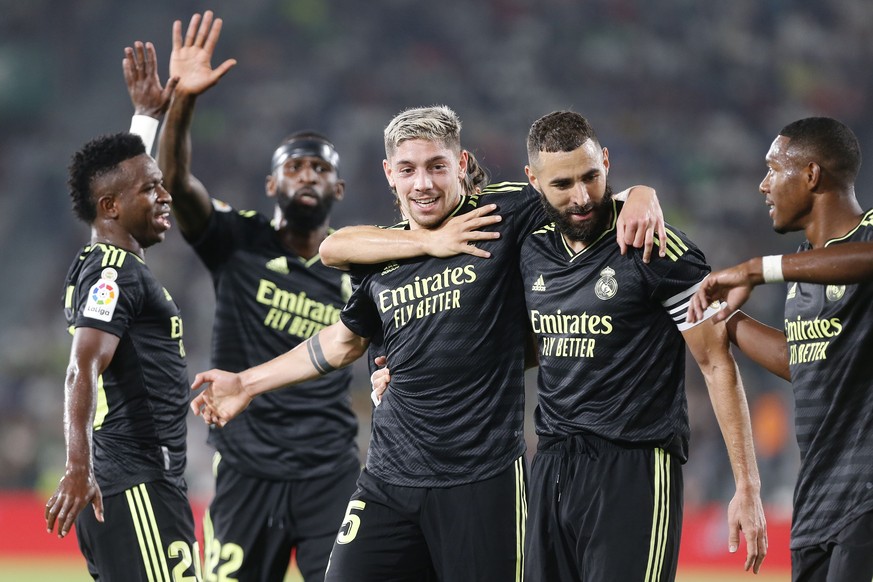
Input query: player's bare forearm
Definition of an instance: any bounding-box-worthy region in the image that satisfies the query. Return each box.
[684,319,767,572]
[726,311,790,381]
[320,226,431,269]
[191,321,370,424]
[320,206,501,270]
[157,92,212,237]
[780,242,873,283]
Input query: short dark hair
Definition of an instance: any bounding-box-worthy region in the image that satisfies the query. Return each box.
[779,117,862,186]
[68,132,146,223]
[527,111,599,167]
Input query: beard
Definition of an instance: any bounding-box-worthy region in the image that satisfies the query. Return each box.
[540,182,614,245]
[279,187,337,231]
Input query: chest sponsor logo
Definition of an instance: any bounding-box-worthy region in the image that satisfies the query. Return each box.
[83,277,120,322]
[595,266,618,300]
[379,265,477,329]
[785,316,843,365]
[256,279,342,339]
[530,309,614,359]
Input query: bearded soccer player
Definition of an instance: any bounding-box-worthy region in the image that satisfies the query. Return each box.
[156,12,359,580]
[45,132,201,580]
[520,111,766,580]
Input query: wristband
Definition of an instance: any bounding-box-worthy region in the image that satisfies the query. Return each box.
[129,114,160,154]
[761,254,784,283]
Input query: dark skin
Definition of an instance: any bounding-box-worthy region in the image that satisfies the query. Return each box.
[45,155,172,537]
[155,11,344,261]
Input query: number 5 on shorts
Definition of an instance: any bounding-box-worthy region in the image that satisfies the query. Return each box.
[336,500,366,545]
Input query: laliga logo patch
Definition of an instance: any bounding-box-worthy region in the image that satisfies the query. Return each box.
[826,285,846,302]
[595,266,618,300]
[83,274,121,322]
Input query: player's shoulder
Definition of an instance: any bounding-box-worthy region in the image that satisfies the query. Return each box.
[211,198,270,225]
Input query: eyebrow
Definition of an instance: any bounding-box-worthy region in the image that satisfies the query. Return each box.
[393,155,451,167]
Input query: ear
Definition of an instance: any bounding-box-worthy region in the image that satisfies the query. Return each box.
[601,147,610,175]
[265,174,277,198]
[806,162,822,191]
[97,194,119,219]
[525,164,540,192]
[383,159,394,189]
[458,149,469,181]
[334,179,346,202]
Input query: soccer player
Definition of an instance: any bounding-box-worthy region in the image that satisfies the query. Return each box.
[154,12,360,581]
[520,111,766,580]
[190,105,664,581]
[44,132,201,580]
[687,117,873,582]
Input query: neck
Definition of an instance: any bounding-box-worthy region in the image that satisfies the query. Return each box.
[275,222,330,259]
[90,225,145,259]
[805,191,863,248]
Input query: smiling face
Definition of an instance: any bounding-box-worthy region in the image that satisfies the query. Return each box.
[759,135,814,234]
[102,154,173,249]
[526,139,613,245]
[268,154,344,231]
[383,138,467,230]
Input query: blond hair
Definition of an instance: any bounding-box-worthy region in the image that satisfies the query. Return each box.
[384,105,462,159]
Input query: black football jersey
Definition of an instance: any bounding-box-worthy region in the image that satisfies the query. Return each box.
[520,200,712,462]
[63,243,189,496]
[341,183,544,486]
[189,201,358,480]
[783,208,873,548]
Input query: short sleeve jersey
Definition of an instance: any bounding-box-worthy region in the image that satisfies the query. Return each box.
[63,243,189,496]
[783,208,873,549]
[341,183,545,487]
[188,201,358,481]
[519,200,712,462]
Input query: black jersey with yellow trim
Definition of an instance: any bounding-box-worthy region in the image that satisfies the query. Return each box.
[341,182,544,487]
[520,199,711,461]
[63,243,188,496]
[188,201,358,481]
[784,208,873,549]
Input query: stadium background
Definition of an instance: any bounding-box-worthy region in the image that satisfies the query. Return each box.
[2,0,872,578]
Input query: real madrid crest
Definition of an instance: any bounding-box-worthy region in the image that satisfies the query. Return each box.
[595,266,618,300]
[826,285,846,302]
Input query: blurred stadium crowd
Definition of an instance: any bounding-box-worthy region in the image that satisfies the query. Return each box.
[2,0,872,519]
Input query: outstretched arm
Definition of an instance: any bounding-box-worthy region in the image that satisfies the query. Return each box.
[45,328,118,538]
[124,41,178,153]
[191,320,369,425]
[688,242,873,323]
[319,204,502,270]
[725,311,790,381]
[683,318,767,574]
[157,11,237,240]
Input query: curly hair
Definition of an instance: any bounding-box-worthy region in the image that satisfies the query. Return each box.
[68,132,146,223]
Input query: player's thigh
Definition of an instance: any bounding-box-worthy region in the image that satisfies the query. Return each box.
[582,447,683,582]
[525,451,568,582]
[204,459,291,581]
[423,457,527,582]
[292,462,361,581]
[77,481,199,582]
[325,474,434,582]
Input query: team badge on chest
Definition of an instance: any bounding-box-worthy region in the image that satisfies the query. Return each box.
[595,266,618,300]
[826,285,846,302]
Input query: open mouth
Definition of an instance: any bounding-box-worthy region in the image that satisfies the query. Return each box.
[156,211,172,230]
[411,197,438,208]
